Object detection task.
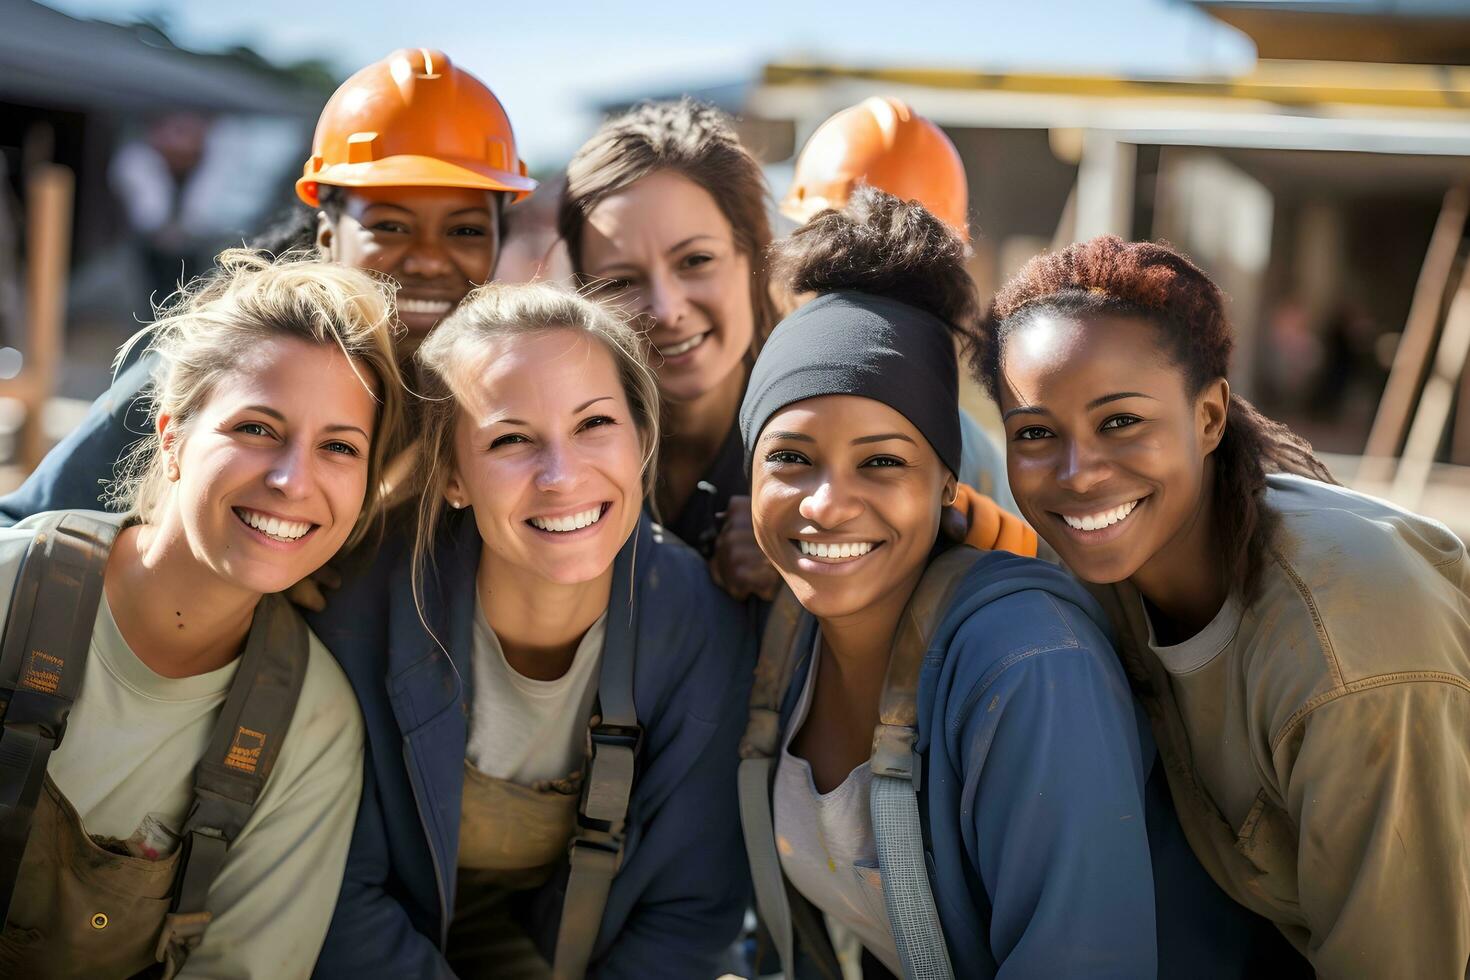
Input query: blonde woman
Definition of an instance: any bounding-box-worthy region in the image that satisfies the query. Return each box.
[311,282,756,979]
[0,251,405,978]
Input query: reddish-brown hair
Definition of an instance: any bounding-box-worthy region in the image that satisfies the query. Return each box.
[978,235,1333,600]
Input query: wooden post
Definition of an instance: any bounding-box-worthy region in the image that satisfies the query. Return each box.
[1361,185,1469,482]
[17,164,73,470]
[1390,262,1470,510]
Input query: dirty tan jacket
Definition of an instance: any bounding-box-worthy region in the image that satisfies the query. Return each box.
[1094,475,1470,979]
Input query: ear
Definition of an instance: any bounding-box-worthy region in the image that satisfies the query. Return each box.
[443,470,467,511]
[942,473,959,508]
[315,211,335,255]
[157,412,182,481]
[1197,377,1230,456]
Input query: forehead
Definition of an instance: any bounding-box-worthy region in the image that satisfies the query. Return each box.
[455,329,622,417]
[582,170,731,259]
[763,395,929,449]
[342,185,495,218]
[202,336,377,423]
[1000,313,1178,406]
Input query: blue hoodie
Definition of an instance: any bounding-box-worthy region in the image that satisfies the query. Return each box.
[309,509,757,978]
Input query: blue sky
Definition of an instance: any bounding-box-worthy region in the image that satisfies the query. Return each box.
[41,0,1257,164]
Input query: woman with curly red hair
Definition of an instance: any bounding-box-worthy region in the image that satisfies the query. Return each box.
[978,235,1470,976]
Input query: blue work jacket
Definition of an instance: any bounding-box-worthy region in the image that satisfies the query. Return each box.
[309,509,757,978]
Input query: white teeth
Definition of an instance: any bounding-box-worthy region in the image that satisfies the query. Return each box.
[1062,499,1140,532]
[399,298,452,316]
[657,333,707,357]
[797,540,876,560]
[530,506,604,533]
[238,508,311,541]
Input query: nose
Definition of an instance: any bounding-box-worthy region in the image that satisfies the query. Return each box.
[400,231,453,279]
[644,271,688,329]
[1055,438,1111,495]
[533,440,586,495]
[265,440,315,500]
[797,471,863,529]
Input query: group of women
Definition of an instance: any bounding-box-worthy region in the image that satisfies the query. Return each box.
[0,45,1465,980]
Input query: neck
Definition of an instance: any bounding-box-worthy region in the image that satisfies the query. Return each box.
[103,520,260,679]
[478,550,612,682]
[664,363,747,458]
[1129,472,1229,643]
[812,562,927,708]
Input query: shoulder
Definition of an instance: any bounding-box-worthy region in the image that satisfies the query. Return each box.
[280,626,366,771]
[1245,476,1470,691]
[939,549,1126,697]
[0,510,127,636]
[640,521,753,637]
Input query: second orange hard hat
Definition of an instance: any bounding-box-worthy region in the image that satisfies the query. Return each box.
[781,97,969,241]
[297,48,537,208]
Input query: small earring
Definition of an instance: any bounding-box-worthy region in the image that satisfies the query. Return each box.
[166,458,180,481]
[449,499,464,510]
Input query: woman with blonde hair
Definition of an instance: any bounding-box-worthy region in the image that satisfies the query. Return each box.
[312,281,755,978]
[0,250,405,978]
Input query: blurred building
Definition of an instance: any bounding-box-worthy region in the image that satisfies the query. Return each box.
[737,0,1470,538]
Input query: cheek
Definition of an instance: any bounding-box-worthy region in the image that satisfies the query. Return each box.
[703,270,755,349]
[449,239,497,283]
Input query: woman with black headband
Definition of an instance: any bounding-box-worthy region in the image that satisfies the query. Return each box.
[735,189,1159,978]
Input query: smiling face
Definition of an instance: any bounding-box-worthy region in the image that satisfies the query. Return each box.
[164,335,377,595]
[444,328,645,587]
[319,185,501,343]
[997,312,1227,585]
[750,395,954,621]
[578,170,755,404]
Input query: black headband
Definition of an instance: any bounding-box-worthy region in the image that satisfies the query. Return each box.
[740,290,960,474]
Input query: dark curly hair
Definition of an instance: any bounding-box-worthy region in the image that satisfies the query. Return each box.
[768,184,980,356]
[558,98,777,341]
[978,235,1334,600]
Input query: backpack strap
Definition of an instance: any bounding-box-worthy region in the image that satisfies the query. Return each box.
[0,513,118,925]
[155,593,309,975]
[737,587,844,980]
[871,545,982,980]
[551,532,642,980]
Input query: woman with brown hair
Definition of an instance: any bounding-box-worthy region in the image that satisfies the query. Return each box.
[978,235,1470,977]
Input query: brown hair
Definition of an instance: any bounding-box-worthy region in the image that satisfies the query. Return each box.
[410,280,661,608]
[558,98,777,340]
[769,184,980,355]
[979,235,1334,600]
[109,248,406,550]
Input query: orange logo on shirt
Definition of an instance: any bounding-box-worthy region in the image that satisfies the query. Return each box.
[224,726,266,774]
[20,651,62,694]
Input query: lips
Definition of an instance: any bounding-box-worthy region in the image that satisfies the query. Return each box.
[1060,498,1141,532]
[791,539,882,564]
[655,332,709,358]
[234,507,315,543]
[527,503,608,534]
[398,297,454,318]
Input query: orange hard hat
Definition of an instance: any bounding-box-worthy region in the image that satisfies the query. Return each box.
[296,48,537,208]
[781,97,969,241]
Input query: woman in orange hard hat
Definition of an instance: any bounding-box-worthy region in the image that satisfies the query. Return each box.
[781,96,1019,518]
[0,47,536,524]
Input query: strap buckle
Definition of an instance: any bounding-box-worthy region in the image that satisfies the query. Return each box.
[589,722,641,755]
[579,722,641,829]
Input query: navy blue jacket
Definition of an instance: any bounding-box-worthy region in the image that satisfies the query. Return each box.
[309,510,757,978]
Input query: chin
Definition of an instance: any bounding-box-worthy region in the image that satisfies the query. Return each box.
[1056,548,1138,586]
[785,577,869,621]
[535,555,617,587]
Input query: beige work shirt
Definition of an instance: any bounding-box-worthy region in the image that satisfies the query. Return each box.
[1094,475,1470,978]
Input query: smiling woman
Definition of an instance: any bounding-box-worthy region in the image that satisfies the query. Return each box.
[312,280,757,979]
[979,235,1470,976]
[736,192,1169,979]
[0,250,405,978]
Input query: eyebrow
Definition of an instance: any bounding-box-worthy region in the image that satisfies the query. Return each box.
[575,396,614,413]
[243,406,368,441]
[852,432,916,446]
[362,203,489,218]
[480,396,615,428]
[1002,391,1157,421]
[665,234,721,256]
[762,430,816,444]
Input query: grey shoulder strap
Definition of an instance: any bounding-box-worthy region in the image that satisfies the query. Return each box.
[871,545,982,980]
[552,533,641,980]
[737,587,844,980]
[156,592,309,976]
[0,513,119,925]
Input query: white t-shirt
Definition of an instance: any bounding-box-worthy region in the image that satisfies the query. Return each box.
[1,515,365,980]
[464,601,606,787]
[773,640,901,977]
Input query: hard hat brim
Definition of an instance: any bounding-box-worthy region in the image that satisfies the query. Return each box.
[297,154,538,208]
